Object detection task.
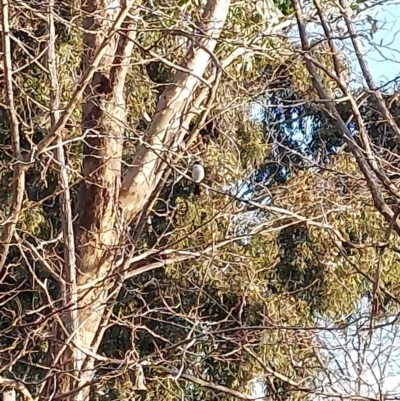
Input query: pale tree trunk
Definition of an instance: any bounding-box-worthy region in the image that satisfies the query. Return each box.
[40,0,232,400]
[41,0,138,399]
[0,378,34,401]
[119,0,232,222]
[2,389,16,401]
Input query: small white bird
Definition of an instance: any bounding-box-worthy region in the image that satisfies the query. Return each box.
[192,162,205,196]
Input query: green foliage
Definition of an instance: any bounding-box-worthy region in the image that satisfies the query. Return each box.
[1,0,400,400]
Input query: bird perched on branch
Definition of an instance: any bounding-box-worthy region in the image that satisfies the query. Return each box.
[192,162,205,196]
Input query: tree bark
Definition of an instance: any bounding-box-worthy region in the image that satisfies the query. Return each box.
[41,0,232,400]
[41,1,139,400]
[2,389,16,401]
[119,0,232,223]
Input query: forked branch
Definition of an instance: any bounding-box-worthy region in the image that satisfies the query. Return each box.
[292,0,400,235]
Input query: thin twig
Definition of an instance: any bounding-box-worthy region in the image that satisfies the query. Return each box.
[291,0,400,236]
[0,0,26,274]
[47,0,80,385]
[31,1,134,159]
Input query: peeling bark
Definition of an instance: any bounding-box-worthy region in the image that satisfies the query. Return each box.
[40,1,232,399]
[119,0,232,223]
[41,1,139,400]
[72,17,137,401]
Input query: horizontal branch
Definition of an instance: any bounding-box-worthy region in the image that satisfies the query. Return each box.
[154,365,264,400]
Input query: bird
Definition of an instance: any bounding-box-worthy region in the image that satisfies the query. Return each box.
[192,161,205,196]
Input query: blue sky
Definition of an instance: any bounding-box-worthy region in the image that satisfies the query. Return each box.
[250,3,400,398]
[357,2,400,84]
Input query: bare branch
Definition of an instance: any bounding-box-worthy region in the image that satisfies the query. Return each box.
[292,0,400,235]
[339,0,400,144]
[46,0,81,394]
[0,0,26,274]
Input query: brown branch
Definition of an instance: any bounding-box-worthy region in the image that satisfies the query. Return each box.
[313,0,342,78]
[31,1,135,159]
[291,0,400,236]
[46,0,81,393]
[47,0,76,290]
[370,205,400,325]
[153,365,264,400]
[122,235,249,280]
[0,0,26,274]
[339,0,400,144]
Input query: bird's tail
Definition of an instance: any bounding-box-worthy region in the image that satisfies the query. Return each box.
[194,184,201,196]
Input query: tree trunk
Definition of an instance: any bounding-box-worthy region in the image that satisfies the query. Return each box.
[41,0,138,399]
[2,389,16,401]
[119,0,232,223]
[41,0,232,400]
